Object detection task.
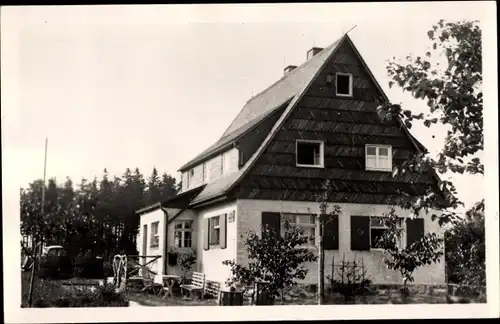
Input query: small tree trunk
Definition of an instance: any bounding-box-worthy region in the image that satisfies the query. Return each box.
[318,219,325,305]
[27,238,39,307]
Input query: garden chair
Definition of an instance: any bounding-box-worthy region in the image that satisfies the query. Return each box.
[180,272,206,299]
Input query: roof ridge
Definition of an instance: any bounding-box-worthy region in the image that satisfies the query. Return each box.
[220,45,332,138]
[244,49,321,104]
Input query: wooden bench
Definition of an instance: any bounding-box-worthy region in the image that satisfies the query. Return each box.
[180,272,206,299]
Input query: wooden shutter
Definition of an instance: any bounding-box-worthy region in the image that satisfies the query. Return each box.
[350,216,370,251]
[261,212,281,237]
[220,214,227,249]
[323,214,339,250]
[406,218,425,247]
[203,218,210,250]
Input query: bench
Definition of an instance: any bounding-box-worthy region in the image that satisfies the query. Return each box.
[180,272,206,299]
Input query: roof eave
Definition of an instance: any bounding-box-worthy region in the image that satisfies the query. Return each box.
[189,194,230,209]
[178,142,237,172]
[136,202,162,215]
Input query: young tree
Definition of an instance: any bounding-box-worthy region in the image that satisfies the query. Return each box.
[314,179,342,305]
[377,20,483,226]
[223,219,317,304]
[377,207,444,296]
[445,199,485,286]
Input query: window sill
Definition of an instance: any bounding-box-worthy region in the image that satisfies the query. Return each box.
[174,246,194,251]
[296,164,324,169]
[208,244,221,249]
[335,93,353,98]
[365,167,392,173]
[150,245,159,249]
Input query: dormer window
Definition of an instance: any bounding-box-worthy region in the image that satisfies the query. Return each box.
[336,73,353,97]
[296,140,324,168]
[187,169,195,188]
[365,144,392,172]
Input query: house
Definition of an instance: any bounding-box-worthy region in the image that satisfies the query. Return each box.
[135,33,446,287]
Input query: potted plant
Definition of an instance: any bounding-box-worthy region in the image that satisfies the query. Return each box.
[178,249,197,284]
[167,247,178,266]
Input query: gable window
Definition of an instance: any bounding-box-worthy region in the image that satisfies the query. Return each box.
[365,144,392,171]
[150,221,159,248]
[209,216,220,245]
[296,140,324,168]
[283,213,316,246]
[174,221,193,248]
[336,73,353,97]
[187,169,195,188]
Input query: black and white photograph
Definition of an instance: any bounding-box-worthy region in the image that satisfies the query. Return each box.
[2,2,498,323]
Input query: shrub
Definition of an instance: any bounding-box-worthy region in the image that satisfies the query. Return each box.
[223,219,317,304]
[327,257,372,302]
[178,249,197,282]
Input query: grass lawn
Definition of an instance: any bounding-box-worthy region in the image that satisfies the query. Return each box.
[126,290,448,306]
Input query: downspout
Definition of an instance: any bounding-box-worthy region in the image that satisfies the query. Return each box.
[160,205,169,276]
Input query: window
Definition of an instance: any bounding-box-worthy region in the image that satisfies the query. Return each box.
[209,216,220,245]
[365,145,392,171]
[174,221,193,248]
[186,169,195,188]
[296,140,324,168]
[370,216,402,249]
[336,73,353,97]
[150,221,159,247]
[283,213,316,246]
[369,217,387,249]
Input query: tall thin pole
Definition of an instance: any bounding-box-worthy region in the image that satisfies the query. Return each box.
[28,138,48,307]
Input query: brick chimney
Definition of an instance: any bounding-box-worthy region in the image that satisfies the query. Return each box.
[284,65,297,75]
[307,47,324,60]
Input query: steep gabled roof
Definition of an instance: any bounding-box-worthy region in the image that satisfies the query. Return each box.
[188,35,348,206]
[176,33,436,208]
[178,37,342,172]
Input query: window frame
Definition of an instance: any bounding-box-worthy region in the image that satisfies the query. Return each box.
[282,213,317,247]
[174,220,193,248]
[187,169,195,188]
[369,216,402,250]
[209,216,221,246]
[150,221,160,248]
[296,139,325,168]
[365,144,393,172]
[335,72,353,97]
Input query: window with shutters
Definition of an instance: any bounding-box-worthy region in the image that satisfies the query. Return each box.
[209,216,220,245]
[365,144,392,172]
[150,221,159,247]
[282,213,316,246]
[174,221,193,248]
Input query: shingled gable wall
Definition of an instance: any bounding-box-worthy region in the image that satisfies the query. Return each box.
[233,38,435,204]
[230,37,445,285]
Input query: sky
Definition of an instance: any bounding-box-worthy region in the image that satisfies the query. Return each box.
[1,3,495,211]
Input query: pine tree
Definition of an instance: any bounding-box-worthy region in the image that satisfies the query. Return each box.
[146,167,162,205]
